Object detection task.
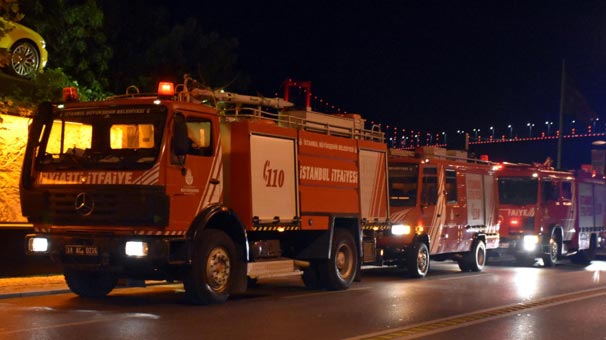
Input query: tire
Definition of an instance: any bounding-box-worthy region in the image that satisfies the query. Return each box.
[320,229,358,290]
[586,234,598,261]
[458,240,486,272]
[184,229,236,305]
[542,234,559,267]
[247,277,259,288]
[9,40,40,78]
[457,260,470,272]
[302,261,323,290]
[572,234,597,265]
[407,241,430,278]
[64,270,118,298]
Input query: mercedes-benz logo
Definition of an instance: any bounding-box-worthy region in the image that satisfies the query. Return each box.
[74,192,94,216]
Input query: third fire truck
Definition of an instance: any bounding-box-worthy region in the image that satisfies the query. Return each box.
[364,148,500,277]
[495,159,606,266]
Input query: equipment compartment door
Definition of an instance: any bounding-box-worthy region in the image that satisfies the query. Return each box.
[466,174,485,227]
[359,149,388,220]
[250,134,298,221]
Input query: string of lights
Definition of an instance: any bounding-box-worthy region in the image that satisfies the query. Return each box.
[277,79,604,149]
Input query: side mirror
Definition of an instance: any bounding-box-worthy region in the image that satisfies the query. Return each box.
[173,113,189,157]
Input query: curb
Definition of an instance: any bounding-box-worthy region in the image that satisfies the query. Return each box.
[0,288,72,299]
[0,277,178,300]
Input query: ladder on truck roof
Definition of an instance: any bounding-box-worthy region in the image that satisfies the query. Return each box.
[176,77,384,142]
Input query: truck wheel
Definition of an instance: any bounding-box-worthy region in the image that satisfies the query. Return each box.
[458,240,486,272]
[542,235,559,267]
[407,241,430,278]
[572,234,597,265]
[302,261,323,290]
[184,229,235,304]
[64,270,118,298]
[320,229,358,290]
[586,234,598,262]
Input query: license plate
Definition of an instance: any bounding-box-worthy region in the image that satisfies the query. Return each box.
[65,245,98,256]
[500,242,510,248]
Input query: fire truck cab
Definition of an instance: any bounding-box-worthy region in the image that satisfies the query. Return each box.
[365,148,500,277]
[495,162,577,266]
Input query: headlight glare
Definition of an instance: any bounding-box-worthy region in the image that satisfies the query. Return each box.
[125,241,149,257]
[523,235,539,252]
[29,237,49,252]
[392,224,411,236]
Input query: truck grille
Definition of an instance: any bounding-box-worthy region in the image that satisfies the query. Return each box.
[22,185,169,227]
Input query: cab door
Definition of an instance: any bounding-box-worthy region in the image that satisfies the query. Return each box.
[166,111,222,229]
[419,165,443,254]
[440,168,465,253]
[540,178,574,242]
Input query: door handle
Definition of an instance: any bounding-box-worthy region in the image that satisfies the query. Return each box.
[209,178,220,185]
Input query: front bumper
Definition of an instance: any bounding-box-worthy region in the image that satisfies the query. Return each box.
[25,233,188,279]
[499,235,545,257]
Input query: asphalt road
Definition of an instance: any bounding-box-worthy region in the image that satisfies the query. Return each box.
[1,259,605,340]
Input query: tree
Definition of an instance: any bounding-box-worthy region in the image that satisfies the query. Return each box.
[20,0,112,99]
[0,0,23,68]
[101,1,249,94]
[13,1,248,99]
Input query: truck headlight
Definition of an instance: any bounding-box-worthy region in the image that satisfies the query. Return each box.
[391,224,411,236]
[28,237,49,252]
[523,235,539,252]
[125,241,148,257]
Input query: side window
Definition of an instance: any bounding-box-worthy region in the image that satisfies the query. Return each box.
[388,164,419,207]
[186,119,213,156]
[561,181,572,201]
[421,167,438,205]
[445,169,457,203]
[542,180,559,203]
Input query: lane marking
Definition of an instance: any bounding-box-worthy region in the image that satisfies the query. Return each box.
[347,286,606,340]
[434,272,490,281]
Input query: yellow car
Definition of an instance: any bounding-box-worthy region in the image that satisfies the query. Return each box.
[0,20,48,78]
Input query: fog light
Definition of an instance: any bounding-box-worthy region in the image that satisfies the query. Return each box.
[29,237,49,252]
[125,241,148,257]
[392,224,411,236]
[523,235,539,252]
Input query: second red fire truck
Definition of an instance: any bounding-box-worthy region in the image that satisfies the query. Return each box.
[365,148,500,277]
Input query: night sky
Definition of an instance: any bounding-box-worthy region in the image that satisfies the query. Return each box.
[173,1,606,138]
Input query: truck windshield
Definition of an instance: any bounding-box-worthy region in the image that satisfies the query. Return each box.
[498,177,538,205]
[389,163,419,207]
[34,105,166,171]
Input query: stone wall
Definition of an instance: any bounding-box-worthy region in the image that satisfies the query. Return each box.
[0,113,29,222]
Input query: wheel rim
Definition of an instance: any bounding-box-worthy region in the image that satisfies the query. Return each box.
[335,242,354,280]
[205,247,230,292]
[549,238,558,261]
[11,42,39,77]
[417,246,429,274]
[477,245,486,267]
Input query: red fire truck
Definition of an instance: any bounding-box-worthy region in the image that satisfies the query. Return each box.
[364,148,500,278]
[496,162,583,266]
[574,165,606,260]
[20,78,390,304]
